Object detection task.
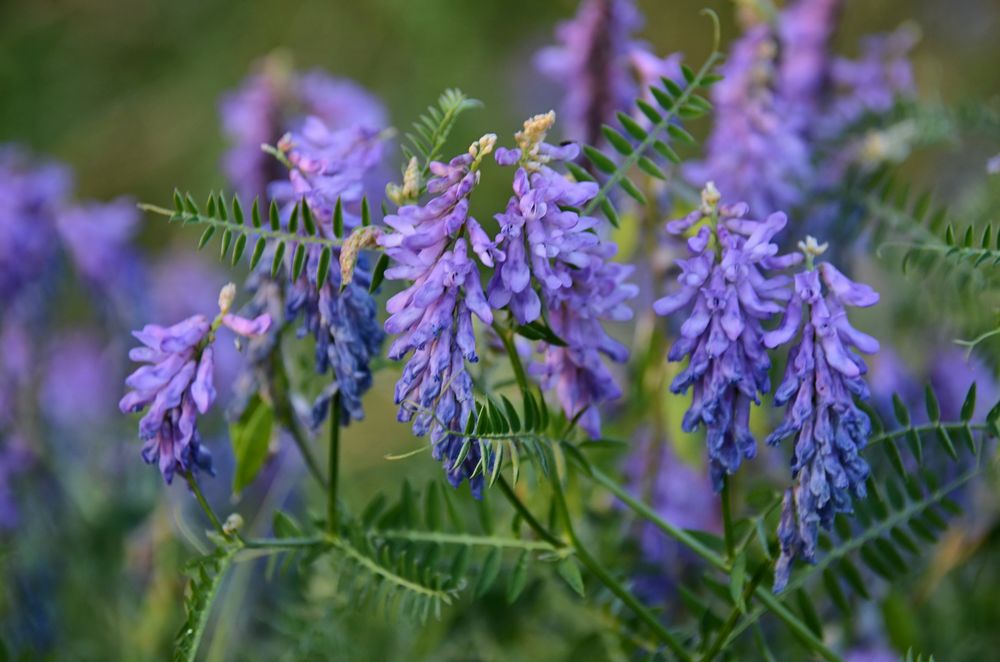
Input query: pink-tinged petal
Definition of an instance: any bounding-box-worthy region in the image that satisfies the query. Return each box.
[819,263,879,307]
[222,313,272,337]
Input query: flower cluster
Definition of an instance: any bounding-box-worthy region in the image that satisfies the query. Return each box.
[764,237,880,591]
[535,0,682,145]
[219,55,387,201]
[272,118,387,427]
[654,184,799,489]
[119,285,271,483]
[380,136,497,496]
[491,112,637,436]
[687,0,916,222]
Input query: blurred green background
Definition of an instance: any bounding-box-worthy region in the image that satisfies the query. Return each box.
[2,0,1000,659]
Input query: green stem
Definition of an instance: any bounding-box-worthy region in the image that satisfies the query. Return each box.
[493,319,530,394]
[590,468,728,571]
[327,394,341,534]
[271,349,327,489]
[497,476,565,548]
[699,566,766,662]
[721,476,735,561]
[551,477,692,661]
[184,471,227,539]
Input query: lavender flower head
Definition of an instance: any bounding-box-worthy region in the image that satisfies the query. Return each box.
[119,284,271,483]
[219,56,387,201]
[684,24,811,216]
[535,0,681,145]
[379,135,497,496]
[0,145,72,302]
[490,112,637,435]
[655,183,799,489]
[268,116,387,427]
[56,197,141,291]
[764,236,880,592]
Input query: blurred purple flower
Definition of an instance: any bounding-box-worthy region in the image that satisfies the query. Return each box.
[380,137,496,496]
[684,23,811,215]
[219,57,387,202]
[0,145,72,303]
[535,0,681,145]
[656,186,798,489]
[119,293,271,484]
[623,433,720,564]
[55,197,142,295]
[764,248,880,592]
[41,333,118,430]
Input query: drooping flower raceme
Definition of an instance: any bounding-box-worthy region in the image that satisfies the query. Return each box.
[535,0,682,146]
[763,238,880,591]
[380,136,497,496]
[245,116,387,429]
[119,285,271,484]
[655,184,799,489]
[490,112,637,436]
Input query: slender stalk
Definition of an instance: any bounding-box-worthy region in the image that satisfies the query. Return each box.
[720,476,735,561]
[699,566,766,662]
[590,467,728,571]
[551,477,692,661]
[492,320,530,394]
[183,471,227,538]
[327,394,342,534]
[496,476,565,548]
[272,351,327,488]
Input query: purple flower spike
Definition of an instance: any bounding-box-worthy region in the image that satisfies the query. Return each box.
[380,135,499,495]
[120,286,272,484]
[491,112,636,435]
[535,0,682,145]
[766,237,880,592]
[655,184,799,489]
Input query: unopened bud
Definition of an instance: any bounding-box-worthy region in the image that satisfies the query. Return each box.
[797,235,828,257]
[700,181,721,212]
[222,513,244,537]
[218,283,236,314]
[341,226,384,288]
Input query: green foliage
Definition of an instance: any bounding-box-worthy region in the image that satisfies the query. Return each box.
[139,191,380,286]
[568,15,722,226]
[400,88,482,191]
[174,546,236,662]
[230,394,275,493]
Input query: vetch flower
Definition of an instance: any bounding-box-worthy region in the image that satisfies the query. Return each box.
[655,183,799,489]
[491,112,637,435]
[219,56,387,201]
[535,0,682,145]
[269,116,387,428]
[764,237,880,592]
[380,136,497,496]
[119,284,272,484]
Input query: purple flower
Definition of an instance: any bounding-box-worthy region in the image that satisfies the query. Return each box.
[623,433,720,565]
[119,287,272,483]
[41,333,118,430]
[0,146,72,303]
[380,136,497,495]
[764,244,880,592]
[535,0,682,145]
[827,26,917,127]
[490,113,636,435]
[684,24,811,215]
[270,117,387,427]
[55,197,141,292]
[655,185,798,489]
[219,57,387,201]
